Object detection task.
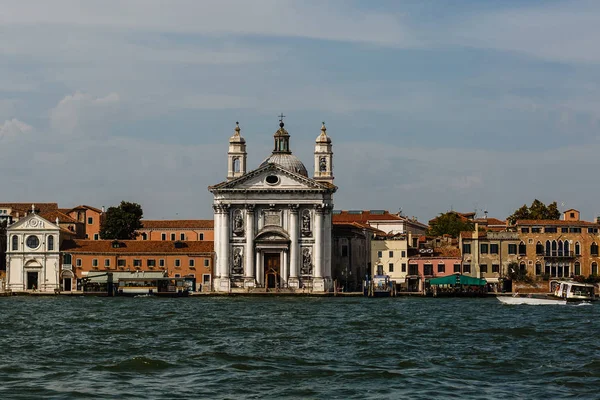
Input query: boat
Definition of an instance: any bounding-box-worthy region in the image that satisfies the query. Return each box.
[496,295,567,305]
[549,280,595,302]
[364,275,396,297]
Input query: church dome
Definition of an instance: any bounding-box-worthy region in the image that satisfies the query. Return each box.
[260,154,308,177]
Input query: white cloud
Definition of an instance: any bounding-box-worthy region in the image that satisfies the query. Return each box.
[50,92,121,136]
[0,118,33,141]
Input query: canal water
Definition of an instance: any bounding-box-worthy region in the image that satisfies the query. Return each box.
[0,296,598,399]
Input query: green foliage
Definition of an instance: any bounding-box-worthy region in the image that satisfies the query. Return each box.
[507,199,562,225]
[428,212,474,238]
[99,201,143,240]
[507,262,534,284]
[584,275,600,284]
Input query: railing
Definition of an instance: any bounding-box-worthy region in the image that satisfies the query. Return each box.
[543,251,576,258]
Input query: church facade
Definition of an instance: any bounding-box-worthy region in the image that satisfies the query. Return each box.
[209,120,336,292]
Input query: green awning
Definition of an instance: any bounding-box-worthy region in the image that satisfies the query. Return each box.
[428,274,487,286]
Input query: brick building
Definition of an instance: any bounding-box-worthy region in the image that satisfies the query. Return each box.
[137,220,214,241]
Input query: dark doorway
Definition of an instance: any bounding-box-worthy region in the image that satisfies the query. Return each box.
[27,271,38,290]
[264,253,280,289]
[63,278,72,291]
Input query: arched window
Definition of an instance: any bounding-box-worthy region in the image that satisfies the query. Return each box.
[564,240,570,256]
[592,261,598,276]
[518,241,526,255]
[536,241,544,255]
[574,262,581,276]
[233,157,240,173]
[11,235,18,251]
[558,240,564,257]
[141,233,147,241]
[545,241,551,256]
[48,235,54,251]
[63,254,72,265]
[535,262,542,276]
[551,240,557,257]
[575,242,581,256]
[591,242,599,256]
[519,262,527,274]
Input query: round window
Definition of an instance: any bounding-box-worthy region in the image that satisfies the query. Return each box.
[26,235,40,249]
[266,175,279,185]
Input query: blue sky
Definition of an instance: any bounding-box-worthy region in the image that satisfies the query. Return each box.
[1,0,600,221]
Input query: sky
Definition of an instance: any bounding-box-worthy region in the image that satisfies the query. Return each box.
[1,0,600,222]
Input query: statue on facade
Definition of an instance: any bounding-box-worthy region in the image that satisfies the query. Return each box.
[301,210,311,236]
[232,248,243,275]
[301,248,312,275]
[233,210,244,236]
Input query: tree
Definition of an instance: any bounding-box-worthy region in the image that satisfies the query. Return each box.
[428,212,474,238]
[99,201,143,240]
[507,199,562,225]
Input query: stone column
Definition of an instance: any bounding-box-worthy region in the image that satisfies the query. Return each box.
[313,206,325,291]
[288,205,300,289]
[221,205,230,278]
[282,250,288,287]
[244,205,255,287]
[255,251,261,286]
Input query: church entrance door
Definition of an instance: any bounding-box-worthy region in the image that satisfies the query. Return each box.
[264,253,280,289]
[27,271,38,290]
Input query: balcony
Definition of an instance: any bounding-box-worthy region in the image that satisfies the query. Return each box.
[543,251,577,259]
[62,264,72,271]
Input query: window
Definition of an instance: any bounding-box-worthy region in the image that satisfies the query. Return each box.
[117,259,126,267]
[437,263,445,273]
[341,245,348,257]
[401,263,406,272]
[545,227,557,233]
[180,233,185,240]
[536,242,544,255]
[589,228,595,233]
[508,244,517,255]
[561,227,569,233]
[87,217,93,225]
[570,227,582,233]
[377,251,382,258]
[174,274,181,278]
[480,264,488,274]
[199,233,204,241]
[175,259,181,267]
[518,242,526,255]
[377,265,384,275]
[190,259,195,267]
[462,243,471,254]
[48,236,54,251]
[401,251,406,257]
[141,233,147,240]
[204,259,210,267]
[408,265,418,275]
[463,264,471,274]
[389,251,393,258]
[93,234,99,240]
[575,262,581,276]
[11,235,18,251]
[490,244,498,254]
[593,262,598,276]
[76,258,82,267]
[575,242,581,255]
[171,233,176,241]
[454,264,461,273]
[592,243,599,256]
[159,259,165,268]
[104,259,110,267]
[133,259,142,267]
[535,262,542,275]
[92,259,98,267]
[63,254,72,264]
[161,233,166,241]
[492,264,500,273]
[521,228,529,233]
[424,264,433,276]
[147,259,156,267]
[480,244,488,254]
[531,227,541,233]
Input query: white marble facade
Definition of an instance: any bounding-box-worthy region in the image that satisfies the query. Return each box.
[209,121,336,292]
[6,212,61,292]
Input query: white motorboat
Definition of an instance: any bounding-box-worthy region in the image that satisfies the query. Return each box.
[550,280,595,302]
[496,295,567,305]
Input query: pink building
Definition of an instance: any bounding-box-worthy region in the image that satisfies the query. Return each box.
[406,246,462,292]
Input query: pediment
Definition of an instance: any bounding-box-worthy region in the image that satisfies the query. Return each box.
[8,214,59,231]
[210,164,330,192]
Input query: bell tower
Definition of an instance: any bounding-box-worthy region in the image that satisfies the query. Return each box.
[227,122,247,181]
[313,122,333,184]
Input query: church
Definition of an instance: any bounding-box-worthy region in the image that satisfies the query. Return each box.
[208,118,336,292]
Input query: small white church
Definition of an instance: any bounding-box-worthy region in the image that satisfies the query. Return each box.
[208,118,337,292]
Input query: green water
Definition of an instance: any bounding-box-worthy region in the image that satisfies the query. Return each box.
[0,296,598,399]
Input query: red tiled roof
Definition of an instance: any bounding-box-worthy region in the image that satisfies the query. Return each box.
[40,210,80,224]
[516,219,598,226]
[460,231,486,239]
[474,217,506,225]
[69,205,103,214]
[434,246,461,257]
[333,210,404,223]
[140,220,214,229]
[0,203,58,216]
[61,240,214,254]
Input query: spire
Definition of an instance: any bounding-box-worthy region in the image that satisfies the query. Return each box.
[316,121,331,143]
[229,121,245,144]
[227,121,247,180]
[273,113,291,154]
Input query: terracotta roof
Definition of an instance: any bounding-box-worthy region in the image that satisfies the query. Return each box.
[69,205,103,214]
[40,210,80,224]
[435,246,461,257]
[140,220,214,229]
[0,203,58,216]
[333,210,404,223]
[516,219,598,226]
[460,231,487,239]
[61,240,214,254]
[474,217,506,225]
